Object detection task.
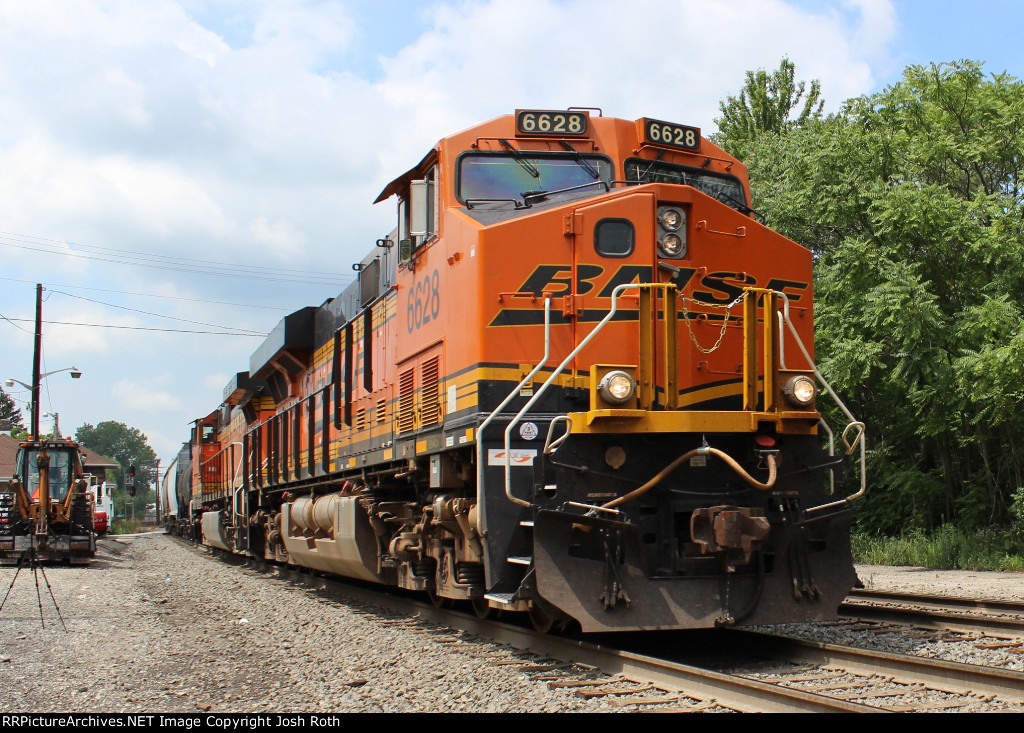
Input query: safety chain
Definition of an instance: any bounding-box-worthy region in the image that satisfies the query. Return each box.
[680,292,745,354]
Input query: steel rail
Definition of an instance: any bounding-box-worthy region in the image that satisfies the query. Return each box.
[849,588,1024,615]
[723,628,1024,704]
[843,588,1024,637]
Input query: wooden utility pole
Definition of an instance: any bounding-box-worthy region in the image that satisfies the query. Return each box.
[31,283,42,438]
[154,459,161,527]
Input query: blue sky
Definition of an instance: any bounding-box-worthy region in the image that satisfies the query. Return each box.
[0,0,1020,467]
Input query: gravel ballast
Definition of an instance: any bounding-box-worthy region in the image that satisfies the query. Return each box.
[2,534,1022,713]
[0,535,621,713]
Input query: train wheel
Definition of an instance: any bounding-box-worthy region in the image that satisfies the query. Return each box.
[427,591,452,609]
[470,597,492,619]
[528,602,555,634]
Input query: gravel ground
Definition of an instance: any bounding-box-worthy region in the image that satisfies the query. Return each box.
[855,563,1024,601]
[0,534,623,713]
[3,535,1023,713]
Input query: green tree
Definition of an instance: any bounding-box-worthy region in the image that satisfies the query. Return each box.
[734,60,1024,535]
[76,421,158,517]
[0,387,25,436]
[712,56,824,158]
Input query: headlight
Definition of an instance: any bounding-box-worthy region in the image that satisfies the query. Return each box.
[598,370,636,405]
[783,375,816,407]
[659,233,683,257]
[656,206,687,258]
[659,208,684,231]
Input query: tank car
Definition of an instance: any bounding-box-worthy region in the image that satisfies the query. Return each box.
[180,109,866,632]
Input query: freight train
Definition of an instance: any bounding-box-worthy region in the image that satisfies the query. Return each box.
[164,109,866,632]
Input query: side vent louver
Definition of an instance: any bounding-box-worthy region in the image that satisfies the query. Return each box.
[421,356,441,427]
[398,368,416,433]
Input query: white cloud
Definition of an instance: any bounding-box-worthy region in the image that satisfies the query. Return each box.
[846,0,900,59]
[112,378,182,413]
[203,373,230,392]
[375,0,896,136]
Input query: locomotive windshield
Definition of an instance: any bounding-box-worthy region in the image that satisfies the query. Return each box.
[624,158,748,213]
[458,152,613,207]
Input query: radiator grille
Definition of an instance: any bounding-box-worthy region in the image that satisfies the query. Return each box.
[421,356,441,427]
[397,368,416,433]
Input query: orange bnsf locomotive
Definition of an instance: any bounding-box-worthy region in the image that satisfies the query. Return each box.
[169,109,866,632]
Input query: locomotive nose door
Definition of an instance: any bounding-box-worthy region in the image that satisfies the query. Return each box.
[566,191,662,393]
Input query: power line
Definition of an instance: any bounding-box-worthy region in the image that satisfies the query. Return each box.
[0,238,342,285]
[48,290,267,336]
[3,317,266,336]
[0,277,297,311]
[0,229,353,278]
[0,312,33,334]
[0,230,356,286]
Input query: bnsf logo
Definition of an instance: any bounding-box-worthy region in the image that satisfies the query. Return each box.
[490,264,807,327]
[519,263,807,304]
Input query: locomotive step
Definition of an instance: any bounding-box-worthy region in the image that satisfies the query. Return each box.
[484,592,516,605]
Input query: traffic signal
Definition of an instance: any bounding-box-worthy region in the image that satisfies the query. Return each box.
[130,485,136,497]
[129,465,136,479]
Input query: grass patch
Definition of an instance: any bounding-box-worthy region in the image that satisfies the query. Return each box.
[110,518,146,535]
[853,525,1024,572]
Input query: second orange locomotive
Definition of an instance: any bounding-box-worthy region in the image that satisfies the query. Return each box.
[168,109,866,632]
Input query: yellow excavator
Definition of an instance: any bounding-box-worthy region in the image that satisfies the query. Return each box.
[0,437,96,564]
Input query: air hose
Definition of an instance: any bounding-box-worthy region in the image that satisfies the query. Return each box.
[601,447,778,511]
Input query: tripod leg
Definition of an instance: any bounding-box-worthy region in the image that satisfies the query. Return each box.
[0,549,28,615]
[36,561,68,633]
[31,550,45,629]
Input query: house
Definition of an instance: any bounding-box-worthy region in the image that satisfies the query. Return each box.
[0,433,120,486]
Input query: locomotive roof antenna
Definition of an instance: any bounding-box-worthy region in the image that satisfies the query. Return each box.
[0,533,69,632]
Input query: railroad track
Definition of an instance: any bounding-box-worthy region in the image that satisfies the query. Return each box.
[716,629,1024,711]
[182,540,1024,712]
[843,589,1024,638]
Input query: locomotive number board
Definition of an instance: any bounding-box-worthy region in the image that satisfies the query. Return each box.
[640,118,701,151]
[515,109,590,137]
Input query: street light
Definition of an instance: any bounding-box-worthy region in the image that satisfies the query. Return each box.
[6,366,82,390]
[43,412,60,437]
[5,367,82,438]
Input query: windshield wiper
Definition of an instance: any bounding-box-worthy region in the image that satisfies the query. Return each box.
[465,197,530,210]
[637,150,665,182]
[522,179,609,204]
[711,189,759,218]
[498,139,540,178]
[559,140,600,179]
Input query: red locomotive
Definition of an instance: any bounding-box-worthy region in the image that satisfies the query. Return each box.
[166,109,866,632]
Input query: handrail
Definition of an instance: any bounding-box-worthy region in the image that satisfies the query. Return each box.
[776,292,867,512]
[503,283,639,507]
[476,296,552,517]
[199,442,244,527]
[818,418,836,494]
